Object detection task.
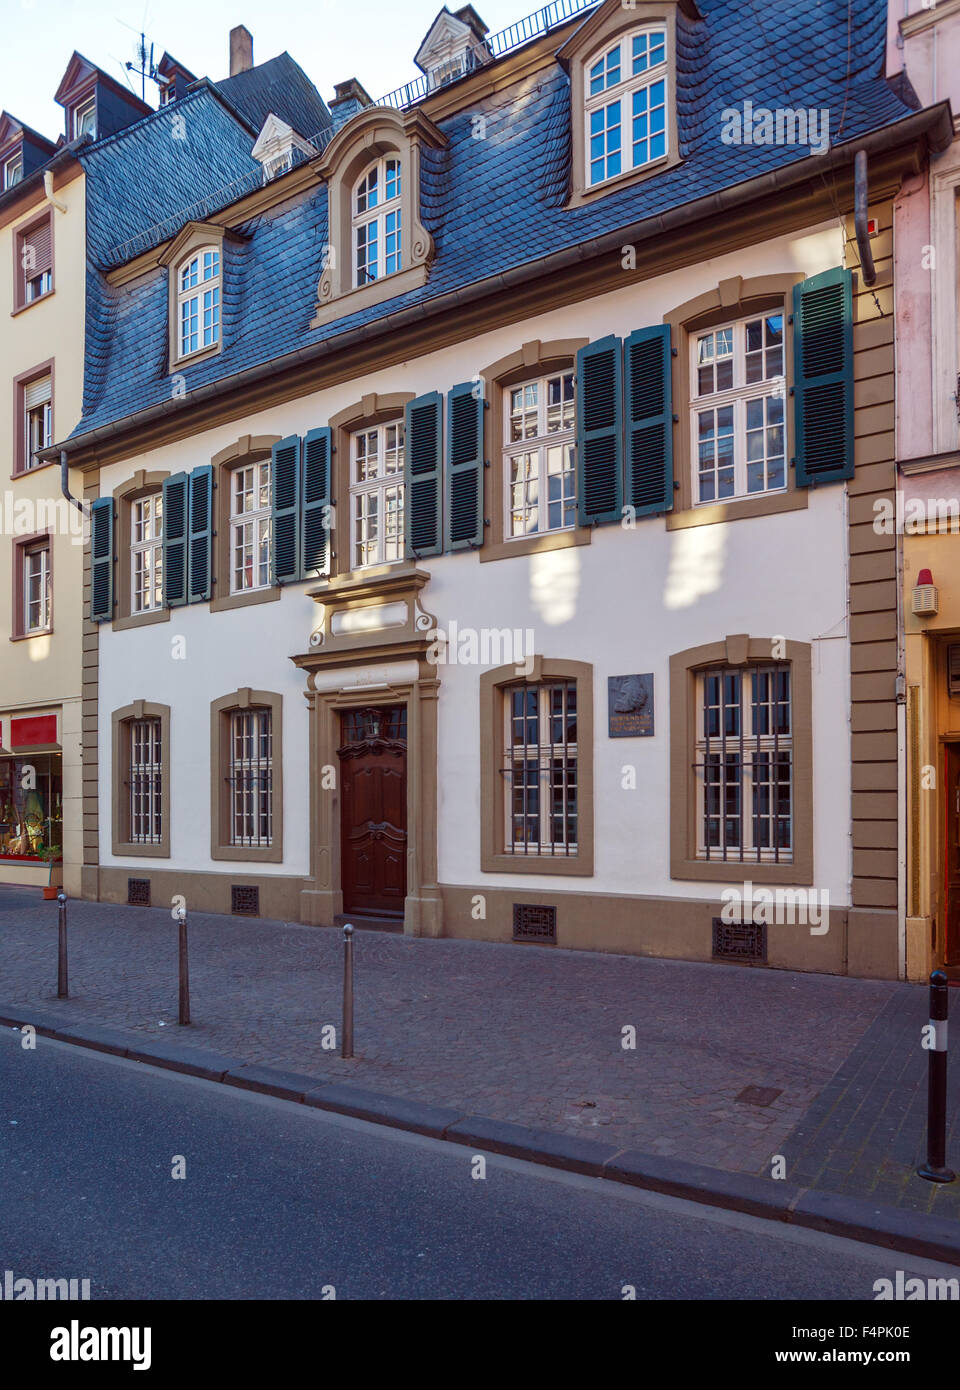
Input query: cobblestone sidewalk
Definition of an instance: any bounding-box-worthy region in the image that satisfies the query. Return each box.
[0,887,955,1216]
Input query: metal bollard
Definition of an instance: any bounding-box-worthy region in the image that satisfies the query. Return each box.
[917,969,955,1183]
[56,891,68,999]
[177,906,190,1026]
[341,924,354,1059]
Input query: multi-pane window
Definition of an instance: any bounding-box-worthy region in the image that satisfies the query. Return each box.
[72,97,96,140]
[230,461,272,593]
[692,312,786,504]
[695,664,792,863]
[502,681,578,855]
[504,372,576,538]
[129,718,162,844]
[17,217,53,305]
[353,157,402,287]
[3,152,23,189]
[228,708,273,847]
[22,374,52,471]
[131,494,163,614]
[586,28,667,185]
[177,247,220,357]
[351,420,405,568]
[22,541,50,633]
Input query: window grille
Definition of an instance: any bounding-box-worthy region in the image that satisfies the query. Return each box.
[502,681,578,855]
[129,718,162,844]
[228,708,273,847]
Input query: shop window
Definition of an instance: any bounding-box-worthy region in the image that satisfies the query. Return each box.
[0,754,62,863]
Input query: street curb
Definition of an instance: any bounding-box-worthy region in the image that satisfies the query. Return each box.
[2,1002,958,1267]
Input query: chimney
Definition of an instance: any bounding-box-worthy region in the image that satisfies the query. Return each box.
[329,78,373,132]
[230,25,253,77]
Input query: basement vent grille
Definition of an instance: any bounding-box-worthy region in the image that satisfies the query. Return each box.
[231,884,260,916]
[127,877,151,907]
[712,917,766,964]
[513,903,557,943]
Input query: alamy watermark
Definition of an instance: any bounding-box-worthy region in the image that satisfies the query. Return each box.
[721,881,829,935]
[720,100,830,157]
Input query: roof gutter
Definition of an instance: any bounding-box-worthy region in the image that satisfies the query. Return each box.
[48,101,953,463]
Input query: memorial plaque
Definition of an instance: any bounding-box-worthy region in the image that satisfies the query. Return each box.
[608,673,654,737]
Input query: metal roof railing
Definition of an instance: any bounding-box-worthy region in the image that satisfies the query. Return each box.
[376,0,596,109]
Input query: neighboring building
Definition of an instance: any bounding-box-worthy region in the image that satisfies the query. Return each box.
[0,32,329,895]
[53,0,947,977]
[891,0,960,981]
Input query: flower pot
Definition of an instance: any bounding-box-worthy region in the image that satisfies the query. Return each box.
[42,886,58,901]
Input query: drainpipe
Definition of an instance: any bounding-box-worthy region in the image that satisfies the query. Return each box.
[855,150,877,287]
[43,170,67,214]
[60,449,83,514]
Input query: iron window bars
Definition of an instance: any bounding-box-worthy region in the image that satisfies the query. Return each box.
[129,718,162,844]
[502,680,578,855]
[228,709,273,848]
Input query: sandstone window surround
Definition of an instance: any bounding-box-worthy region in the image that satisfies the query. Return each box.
[311,104,446,329]
[111,700,171,858]
[210,434,282,613]
[210,688,284,864]
[159,222,227,371]
[328,392,415,578]
[112,471,171,631]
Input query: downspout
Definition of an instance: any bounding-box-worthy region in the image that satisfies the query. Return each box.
[43,170,67,215]
[60,449,83,514]
[855,149,877,287]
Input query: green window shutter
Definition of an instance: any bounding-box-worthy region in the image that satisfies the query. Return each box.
[271,434,302,584]
[302,427,332,578]
[162,472,189,608]
[576,335,623,526]
[625,325,673,516]
[90,496,114,623]
[793,266,854,487]
[404,391,443,558]
[445,381,485,551]
[187,465,213,603]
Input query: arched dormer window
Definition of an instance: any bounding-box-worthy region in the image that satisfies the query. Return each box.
[352,156,403,287]
[176,245,220,359]
[585,26,667,186]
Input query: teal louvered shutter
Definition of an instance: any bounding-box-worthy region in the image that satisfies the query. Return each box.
[404,392,443,558]
[576,336,623,526]
[162,472,188,608]
[793,266,854,486]
[271,434,301,584]
[445,382,484,551]
[90,496,114,623]
[187,465,213,603]
[624,325,673,516]
[302,427,332,578]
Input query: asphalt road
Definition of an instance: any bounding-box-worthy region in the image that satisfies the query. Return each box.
[0,1028,955,1301]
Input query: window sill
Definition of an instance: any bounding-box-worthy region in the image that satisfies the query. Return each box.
[310,263,429,329]
[568,152,678,209]
[11,461,56,480]
[112,840,170,859]
[10,628,53,642]
[671,855,810,886]
[210,585,281,614]
[480,527,592,564]
[482,851,594,877]
[666,488,808,531]
[112,607,171,632]
[211,842,283,864]
[173,342,221,371]
[11,288,54,316]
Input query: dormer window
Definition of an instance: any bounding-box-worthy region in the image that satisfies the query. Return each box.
[177,247,220,358]
[3,152,23,189]
[353,157,403,287]
[586,27,667,186]
[72,96,96,140]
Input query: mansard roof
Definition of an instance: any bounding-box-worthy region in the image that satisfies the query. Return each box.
[69,0,928,446]
[214,53,332,141]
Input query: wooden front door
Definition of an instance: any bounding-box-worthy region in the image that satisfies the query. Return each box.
[339,707,407,917]
[945,744,960,966]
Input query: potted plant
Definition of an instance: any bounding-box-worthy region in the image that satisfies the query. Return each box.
[39,847,62,900]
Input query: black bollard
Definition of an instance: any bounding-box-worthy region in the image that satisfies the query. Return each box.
[342,924,354,1059]
[177,906,190,1026]
[56,891,68,999]
[917,969,955,1183]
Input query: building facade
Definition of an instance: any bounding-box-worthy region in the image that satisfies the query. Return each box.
[53,0,949,977]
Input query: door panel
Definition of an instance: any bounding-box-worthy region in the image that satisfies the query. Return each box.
[339,710,407,917]
[945,745,960,966]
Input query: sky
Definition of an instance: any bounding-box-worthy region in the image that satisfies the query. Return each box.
[2,0,541,137]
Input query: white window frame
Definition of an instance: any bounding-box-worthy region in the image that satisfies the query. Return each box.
[352,157,403,288]
[72,96,96,140]
[689,310,787,506]
[695,665,793,864]
[503,371,577,540]
[350,420,406,569]
[584,26,668,187]
[229,707,273,848]
[129,717,162,845]
[3,152,23,189]
[230,461,272,594]
[131,493,163,614]
[176,246,221,359]
[23,542,51,633]
[23,377,52,471]
[502,680,578,856]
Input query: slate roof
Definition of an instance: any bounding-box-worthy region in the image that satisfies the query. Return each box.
[72,0,922,441]
[214,53,332,141]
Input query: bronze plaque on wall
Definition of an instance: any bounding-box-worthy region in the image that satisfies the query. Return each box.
[608,674,654,738]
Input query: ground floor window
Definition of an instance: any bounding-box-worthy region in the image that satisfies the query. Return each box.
[0,753,62,862]
[129,718,163,845]
[502,680,578,855]
[228,707,273,848]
